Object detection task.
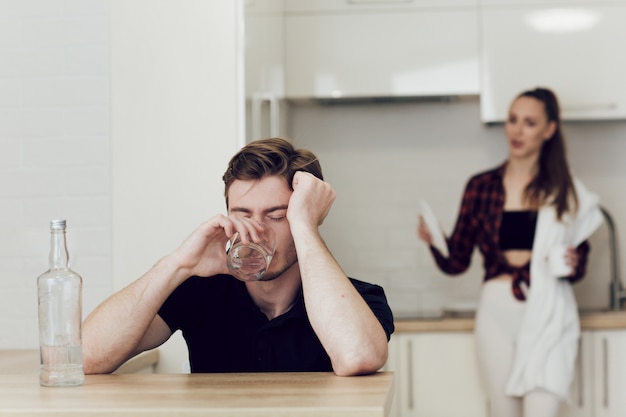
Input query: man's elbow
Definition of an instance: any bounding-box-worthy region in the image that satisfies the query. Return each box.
[82,347,118,375]
[332,345,389,376]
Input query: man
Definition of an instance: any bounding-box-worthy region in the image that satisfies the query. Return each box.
[83,138,394,376]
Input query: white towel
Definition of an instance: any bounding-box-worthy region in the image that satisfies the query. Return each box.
[506,178,603,399]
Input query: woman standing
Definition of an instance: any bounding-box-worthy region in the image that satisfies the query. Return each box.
[417,87,603,417]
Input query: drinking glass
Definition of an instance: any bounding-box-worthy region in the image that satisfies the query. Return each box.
[226,224,276,281]
[549,244,573,277]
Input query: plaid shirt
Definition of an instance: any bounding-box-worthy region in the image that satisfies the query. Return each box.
[431,163,590,301]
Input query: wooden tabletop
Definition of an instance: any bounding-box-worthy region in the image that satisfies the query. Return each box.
[0,372,394,417]
[0,349,159,375]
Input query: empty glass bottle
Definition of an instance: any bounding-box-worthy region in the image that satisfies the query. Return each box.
[37,219,84,387]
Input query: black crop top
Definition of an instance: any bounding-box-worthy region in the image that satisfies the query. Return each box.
[499,210,538,250]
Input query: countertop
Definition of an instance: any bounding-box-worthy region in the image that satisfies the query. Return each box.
[0,349,159,374]
[0,372,394,417]
[394,310,626,333]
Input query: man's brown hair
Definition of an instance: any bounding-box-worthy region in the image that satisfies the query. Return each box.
[222,137,323,207]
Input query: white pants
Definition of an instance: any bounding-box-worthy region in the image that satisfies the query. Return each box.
[475,280,562,417]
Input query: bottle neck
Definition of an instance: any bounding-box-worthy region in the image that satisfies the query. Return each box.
[49,229,69,269]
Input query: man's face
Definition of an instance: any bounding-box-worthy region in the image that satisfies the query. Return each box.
[227,175,297,281]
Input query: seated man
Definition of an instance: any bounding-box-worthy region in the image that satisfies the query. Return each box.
[82,137,394,376]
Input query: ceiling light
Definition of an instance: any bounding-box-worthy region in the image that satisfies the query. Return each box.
[525,8,600,33]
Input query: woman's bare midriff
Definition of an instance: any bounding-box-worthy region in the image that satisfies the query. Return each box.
[491,274,513,282]
[491,249,533,282]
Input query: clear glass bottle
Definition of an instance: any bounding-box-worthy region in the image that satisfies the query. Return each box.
[37,219,85,387]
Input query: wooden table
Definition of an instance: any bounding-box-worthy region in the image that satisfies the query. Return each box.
[0,349,159,375]
[0,372,394,417]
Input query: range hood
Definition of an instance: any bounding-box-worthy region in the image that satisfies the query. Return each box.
[289,95,469,107]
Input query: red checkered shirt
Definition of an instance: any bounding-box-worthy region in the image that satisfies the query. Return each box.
[430,163,590,301]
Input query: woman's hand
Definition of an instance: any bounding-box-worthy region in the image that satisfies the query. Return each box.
[565,245,579,276]
[417,215,433,245]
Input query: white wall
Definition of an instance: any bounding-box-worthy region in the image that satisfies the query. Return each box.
[0,0,111,349]
[110,0,241,372]
[290,98,626,317]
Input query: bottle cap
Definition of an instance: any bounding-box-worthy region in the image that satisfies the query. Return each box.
[50,219,67,230]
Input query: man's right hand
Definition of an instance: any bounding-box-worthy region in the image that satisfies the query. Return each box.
[168,214,269,280]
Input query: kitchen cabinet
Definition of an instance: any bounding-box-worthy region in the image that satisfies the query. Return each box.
[386,332,487,417]
[244,0,284,99]
[592,330,626,417]
[244,0,286,142]
[480,1,626,122]
[283,0,480,99]
[560,329,626,417]
[388,329,626,417]
[558,331,594,417]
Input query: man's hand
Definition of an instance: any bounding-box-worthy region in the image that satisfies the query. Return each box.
[287,171,336,231]
[170,214,268,279]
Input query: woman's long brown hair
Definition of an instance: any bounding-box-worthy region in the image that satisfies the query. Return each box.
[521,88,577,219]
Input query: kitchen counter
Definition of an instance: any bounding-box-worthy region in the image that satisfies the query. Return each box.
[0,372,394,417]
[0,349,159,374]
[394,310,626,333]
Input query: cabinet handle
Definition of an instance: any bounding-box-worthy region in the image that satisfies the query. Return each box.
[346,0,414,4]
[407,339,414,411]
[251,93,279,141]
[603,337,609,408]
[577,338,583,407]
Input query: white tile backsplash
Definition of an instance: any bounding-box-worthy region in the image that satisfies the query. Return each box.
[0,78,21,106]
[0,138,20,167]
[62,0,108,16]
[22,78,108,106]
[20,18,70,46]
[15,47,66,76]
[64,108,109,136]
[291,98,626,316]
[2,1,62,18]
[0,19,22,48]
[66,45,108,75]
[22,137,109,167]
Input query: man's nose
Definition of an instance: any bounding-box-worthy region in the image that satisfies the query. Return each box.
[250,215,266,226]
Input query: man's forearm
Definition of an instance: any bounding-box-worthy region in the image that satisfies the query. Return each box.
[294,226,388,376]
[81,256,184,374]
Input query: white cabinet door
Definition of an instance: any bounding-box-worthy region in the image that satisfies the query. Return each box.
[480,2,626,122]
[244,0,286,142]
[391,333,487,417]
[244,0,284,98]
[385,337,401,417]
[284,1,480,99]
[593,330,626,417]
[558,331,594,417]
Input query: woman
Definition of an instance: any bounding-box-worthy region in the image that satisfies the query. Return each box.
[417,87,602,417]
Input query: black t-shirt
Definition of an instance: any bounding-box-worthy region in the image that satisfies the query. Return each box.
[158,274,394,373]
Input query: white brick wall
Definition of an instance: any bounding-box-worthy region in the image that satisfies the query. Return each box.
[0,0,111,349]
